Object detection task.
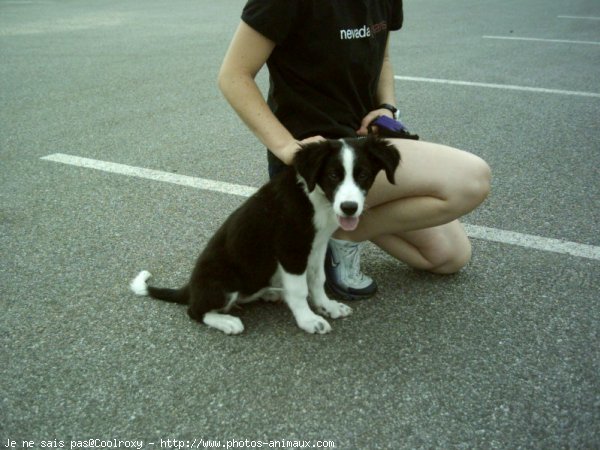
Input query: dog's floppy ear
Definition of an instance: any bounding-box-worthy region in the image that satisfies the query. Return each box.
[293,140,333,192]
[364,135,400,184]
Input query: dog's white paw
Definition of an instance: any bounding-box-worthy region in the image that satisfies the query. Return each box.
[261,290,283,303]
[316,300,352,319]
[130,270,152,296]
[203,312,244,335]
[296,312,332,334]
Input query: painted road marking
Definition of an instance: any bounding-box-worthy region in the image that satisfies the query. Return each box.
[41,153,600,261]
[394,76,600,98]
[483,35,600,46]
[462,224,600,261]
[558,15,600,20]
[40,153,256,197]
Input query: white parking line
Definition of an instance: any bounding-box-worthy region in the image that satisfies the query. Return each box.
[558,15,600,20]
[462,225,600,260]
[394,76,600,98]
[40,153,257,197]
[41,153,600,261]
[483,35,600,46]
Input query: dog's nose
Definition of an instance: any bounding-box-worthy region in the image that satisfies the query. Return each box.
[340,201,358,216]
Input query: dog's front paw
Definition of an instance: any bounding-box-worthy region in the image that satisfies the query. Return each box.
[296,312,332,334]
[316,300,352,319]
[203,312,244,335]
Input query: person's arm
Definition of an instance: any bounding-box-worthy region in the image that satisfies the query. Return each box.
[376,35,397,107]
[356,36,397,135]
[218,21,316,165]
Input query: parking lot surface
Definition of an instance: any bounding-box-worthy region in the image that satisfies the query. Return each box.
[1,0,599,448]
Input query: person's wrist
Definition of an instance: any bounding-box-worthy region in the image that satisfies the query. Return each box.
[378,103,399,119]
[273,139,301,165]
[377,108,394,119]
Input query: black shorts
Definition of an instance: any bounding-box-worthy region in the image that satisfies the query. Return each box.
[267,150,288,179]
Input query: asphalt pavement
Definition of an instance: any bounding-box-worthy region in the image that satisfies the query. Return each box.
[1,0,599,449]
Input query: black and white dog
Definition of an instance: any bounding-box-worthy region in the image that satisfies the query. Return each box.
[130,136,400,335]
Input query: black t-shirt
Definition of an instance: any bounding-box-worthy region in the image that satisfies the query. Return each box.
[242,0,403,145]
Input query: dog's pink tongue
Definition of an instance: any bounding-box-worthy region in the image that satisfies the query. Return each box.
[338,216,359,231]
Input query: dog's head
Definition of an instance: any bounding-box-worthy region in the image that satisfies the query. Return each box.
[293,135,400,231]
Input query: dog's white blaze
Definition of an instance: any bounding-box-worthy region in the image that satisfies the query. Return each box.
[334,141,365,217]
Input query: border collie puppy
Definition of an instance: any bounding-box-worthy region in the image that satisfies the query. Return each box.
[130,136,400,335]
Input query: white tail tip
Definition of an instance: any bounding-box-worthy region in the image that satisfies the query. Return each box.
[130,270,152,296]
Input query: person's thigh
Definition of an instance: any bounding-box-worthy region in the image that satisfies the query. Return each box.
[357,139,489,273]
[366,138,490,211]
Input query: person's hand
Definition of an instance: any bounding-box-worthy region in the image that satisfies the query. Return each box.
[299,135,326,146]
[280,135,326,164]
[356,108,394,136]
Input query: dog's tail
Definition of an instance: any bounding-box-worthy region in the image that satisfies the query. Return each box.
[129,270,189,305]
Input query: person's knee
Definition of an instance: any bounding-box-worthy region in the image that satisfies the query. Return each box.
[465,156,492,207]
[431,241,472,274]
[428,229,473,275]
[445,155,491,213]
[436,154,491,221]
[432,158,488,274]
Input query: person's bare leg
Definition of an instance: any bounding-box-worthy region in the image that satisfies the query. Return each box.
[333,139,490,273]
[369,221,472,274]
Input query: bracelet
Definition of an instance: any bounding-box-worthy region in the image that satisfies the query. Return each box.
[378,103,399,119]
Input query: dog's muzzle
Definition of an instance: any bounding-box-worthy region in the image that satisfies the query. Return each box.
[337,201,360,231]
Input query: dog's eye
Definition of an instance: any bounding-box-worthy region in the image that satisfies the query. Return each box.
[355,170,370,182]
[328,171,341,181]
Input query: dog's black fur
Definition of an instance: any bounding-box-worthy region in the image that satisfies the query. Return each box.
[131,136,400,333]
